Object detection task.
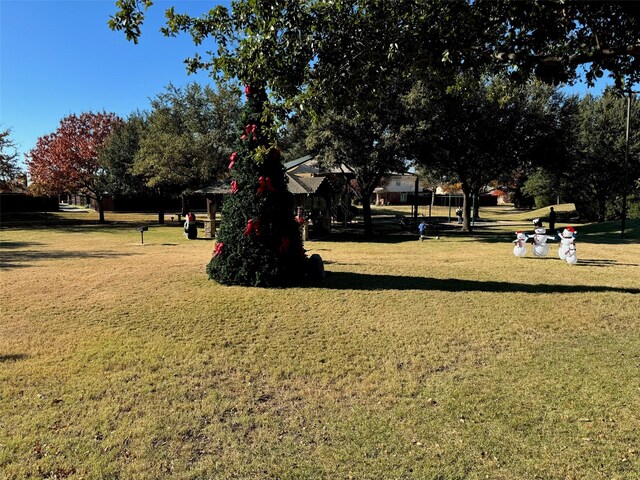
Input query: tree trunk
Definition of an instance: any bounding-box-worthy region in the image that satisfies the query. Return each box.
[597,195,606,223]
[181,195,189,216]
[461,186,472,232]
[97,197,105,223]
[361,191,374,236]
[157,190,165,224]
[430,190,435,217]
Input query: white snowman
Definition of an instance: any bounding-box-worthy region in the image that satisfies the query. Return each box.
[512,231,528,257]
[558,226,577,265]
[531,219,555,257]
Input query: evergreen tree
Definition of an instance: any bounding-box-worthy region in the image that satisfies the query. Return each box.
[0,129,24,191]
[206,86,307,287]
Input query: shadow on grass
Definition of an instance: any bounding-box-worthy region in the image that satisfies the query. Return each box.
[0,214,178,232]
[575,220,640,244]
[0,246,139,270]
[321,271,640,294]
[0,240,46,249]
[459,219,640,245]
[0,354,29,363]
[445,230,514,243]
[575,259,640,267]
[318,232,416,244]
[323,260,363,266]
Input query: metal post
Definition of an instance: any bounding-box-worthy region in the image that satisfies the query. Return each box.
[137,226,148,244]
[448,194,452,223]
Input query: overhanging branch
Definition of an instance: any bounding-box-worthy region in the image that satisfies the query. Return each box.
[491,43,640,67]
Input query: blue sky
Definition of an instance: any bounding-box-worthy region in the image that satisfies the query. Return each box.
[1,0,228,165]
[1,0,612,167]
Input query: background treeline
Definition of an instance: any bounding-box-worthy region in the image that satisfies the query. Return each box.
[5,77,638,227]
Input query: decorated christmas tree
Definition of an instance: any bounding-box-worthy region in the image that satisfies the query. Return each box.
[206,86,308,287]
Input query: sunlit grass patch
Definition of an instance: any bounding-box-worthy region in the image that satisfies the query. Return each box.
[1,210,639,478]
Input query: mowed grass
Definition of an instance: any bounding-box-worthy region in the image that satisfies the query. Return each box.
[1,209,639,479]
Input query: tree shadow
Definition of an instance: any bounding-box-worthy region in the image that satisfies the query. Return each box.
[574,259,640,267]
[0,354,29,363]
[0,247,139,270]
[0,240,46,249]
[320,232,416,244]
[1,221,165,234]
[450,231,515,243]
[468,226,640,246]
[322,260,363,266]
[45,224,156,234]
[321,271,640,294]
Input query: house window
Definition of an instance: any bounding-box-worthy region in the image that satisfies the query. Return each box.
[400,193,408,203]
[396,181,401,186]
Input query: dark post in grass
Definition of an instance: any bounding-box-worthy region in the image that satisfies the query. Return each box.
[137,226,148,244]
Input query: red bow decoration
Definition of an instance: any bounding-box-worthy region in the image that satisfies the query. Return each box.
[257,176,275,195]
[244,85,251,96]
[243,218,261,236]
[229,152,237,169]
[230,180,238,194]
[212,242,224,257]
[243,124,258,140]
[279,237,290,254]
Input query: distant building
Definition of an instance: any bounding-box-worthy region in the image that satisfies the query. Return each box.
[374,174,430,205]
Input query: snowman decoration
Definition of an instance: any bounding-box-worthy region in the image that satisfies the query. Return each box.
[558,226,577,265]
[531,219,555,257]
[512,231,528,257]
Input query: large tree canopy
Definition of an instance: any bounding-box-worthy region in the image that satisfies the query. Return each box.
[134,82,242,216]
[464,0,640,89]
[553,91,639,223]
[407,74,566,231]
[26,112,123,222]
[110,0,640,246]
[307,109,408,236]
[99,111,149,197]
[110,0,640,108]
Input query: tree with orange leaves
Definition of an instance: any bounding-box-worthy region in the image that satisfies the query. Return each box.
[26,112,123,223]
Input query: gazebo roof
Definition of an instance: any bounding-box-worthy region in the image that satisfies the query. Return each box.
[196,174,328,196]
[196,180,230,195]
[284,155,354,175]
[286,173,327,194]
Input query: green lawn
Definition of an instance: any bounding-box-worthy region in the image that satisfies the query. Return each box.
[1,208,639,479]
